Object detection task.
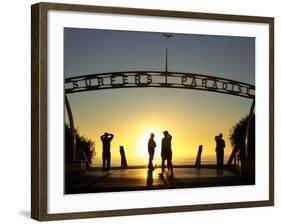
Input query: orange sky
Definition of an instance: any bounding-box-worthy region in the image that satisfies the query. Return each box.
[64,29,255,167]
[66,88,252,166]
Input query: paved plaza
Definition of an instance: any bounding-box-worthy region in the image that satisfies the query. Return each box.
[65,167,254,194]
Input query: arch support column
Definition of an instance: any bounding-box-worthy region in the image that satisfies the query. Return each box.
[240,99,255,175]
[65,94,76,161]
[245,99,255,159]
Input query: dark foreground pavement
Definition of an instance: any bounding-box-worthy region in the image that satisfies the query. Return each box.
[65,167,255,194]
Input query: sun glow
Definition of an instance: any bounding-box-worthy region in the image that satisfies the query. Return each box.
[136,128,162,159]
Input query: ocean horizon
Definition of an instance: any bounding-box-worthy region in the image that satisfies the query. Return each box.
[91,156,221,167]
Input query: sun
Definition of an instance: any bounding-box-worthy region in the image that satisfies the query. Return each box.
[136,128,162,159]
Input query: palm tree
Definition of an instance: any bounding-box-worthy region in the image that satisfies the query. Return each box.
[65,123,96,165]
[229,114,255,160]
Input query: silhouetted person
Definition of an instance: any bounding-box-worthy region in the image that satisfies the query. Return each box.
[215,133,225,173]
[119,146,128,169]
[160,131,173,177]
[100,132,114,171]
[148,133,156,170]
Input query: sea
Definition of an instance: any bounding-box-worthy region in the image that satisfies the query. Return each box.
[90,155,219,168]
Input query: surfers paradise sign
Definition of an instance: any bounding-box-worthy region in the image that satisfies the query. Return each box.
[65,71,255,99]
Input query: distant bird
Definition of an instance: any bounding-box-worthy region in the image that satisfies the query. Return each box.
[162,33,174,39]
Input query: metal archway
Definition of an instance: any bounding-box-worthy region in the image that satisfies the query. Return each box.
[65,71,255,161]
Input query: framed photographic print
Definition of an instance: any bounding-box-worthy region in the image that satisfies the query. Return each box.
[31,2,274,221]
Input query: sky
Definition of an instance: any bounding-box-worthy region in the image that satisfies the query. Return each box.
[64,28,255,166]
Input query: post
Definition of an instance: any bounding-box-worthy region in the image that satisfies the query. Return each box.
[195,145,203,168]
[162,33,174,72]
[120,146,128,168]
[165,47,168,72]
